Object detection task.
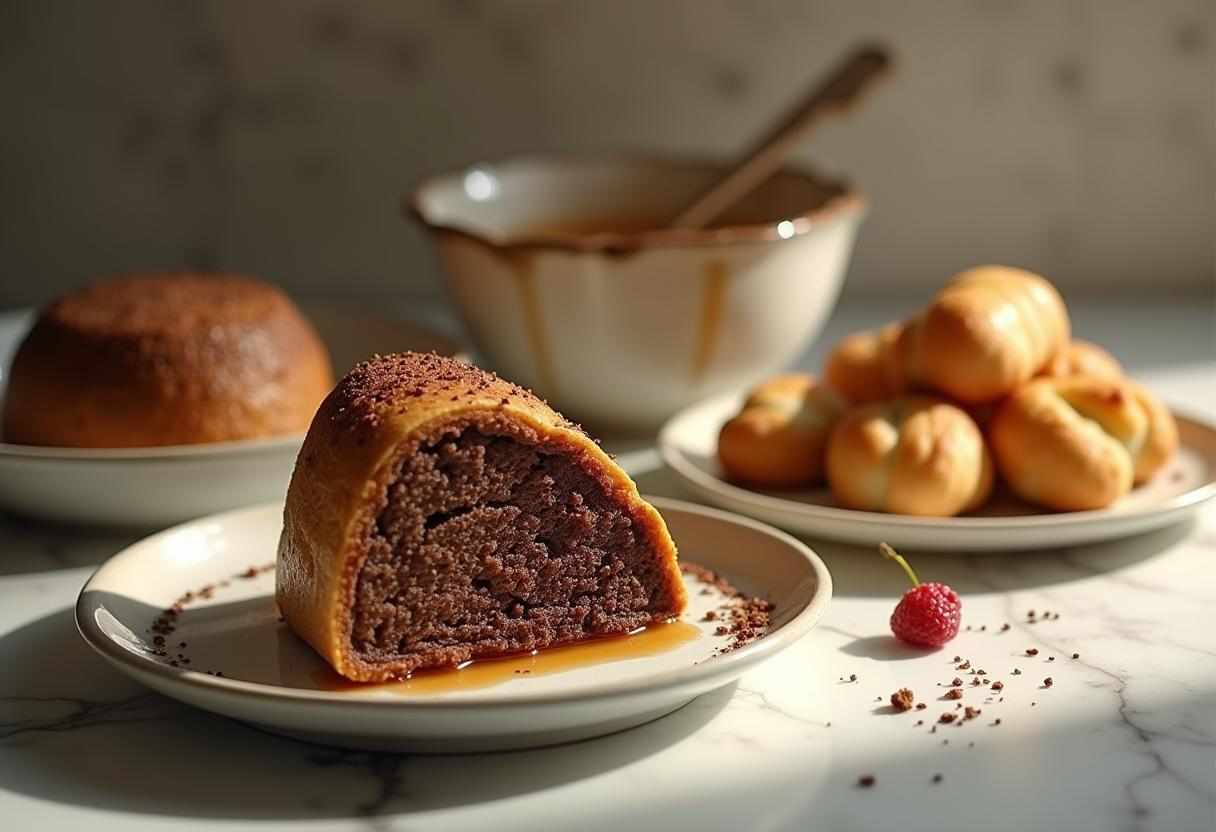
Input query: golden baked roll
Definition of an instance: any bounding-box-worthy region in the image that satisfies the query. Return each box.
[989,377,1178,511]
[3,273,333,447]
[823,323,907,404]
[717,374,845,488]
[1040,339,1123,380]
[899,266,1071,404]
[277,352,687,682]
[826,396,994,516]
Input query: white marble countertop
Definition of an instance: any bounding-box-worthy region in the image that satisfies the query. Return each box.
[1,299,1214,831]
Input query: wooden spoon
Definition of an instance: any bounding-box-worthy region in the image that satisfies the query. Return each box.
[671,43,893,230]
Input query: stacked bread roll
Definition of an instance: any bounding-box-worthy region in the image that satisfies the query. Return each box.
[717,265,1178,515]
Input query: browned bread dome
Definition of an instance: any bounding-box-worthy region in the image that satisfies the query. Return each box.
[276,352,687,682]
[2,273,333,447]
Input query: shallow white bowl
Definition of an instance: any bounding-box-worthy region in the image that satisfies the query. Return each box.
[660,392,1216,552]
[411,155,865,430]
[0,306,462,527]
[76,497,832,752]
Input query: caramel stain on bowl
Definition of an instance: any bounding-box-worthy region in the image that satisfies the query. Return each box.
[312,620,701,695]
[501,249,558,398]
[693,260,730,380]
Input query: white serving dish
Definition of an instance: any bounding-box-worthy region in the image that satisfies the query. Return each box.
[660,392,1216,552]
[76,497,832,752]
[0,306,462,527]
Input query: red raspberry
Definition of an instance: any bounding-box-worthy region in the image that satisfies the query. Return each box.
[880,544,962,648]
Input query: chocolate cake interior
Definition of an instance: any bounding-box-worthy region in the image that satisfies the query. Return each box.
[350,414,680,672]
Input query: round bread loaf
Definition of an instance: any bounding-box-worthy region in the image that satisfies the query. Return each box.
[278,352,687,682]
[899,266,1070,404]
[826,396,993,516]
[823,322,907,404]
[717,374,845,488]
[989,377,1177,511]
[2,273,333,448]
[1040,339,1123,380]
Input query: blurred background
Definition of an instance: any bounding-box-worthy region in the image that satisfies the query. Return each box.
[0,0,1212,309]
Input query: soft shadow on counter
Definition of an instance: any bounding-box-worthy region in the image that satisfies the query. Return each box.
[0,510,148,577]
[807,517,1197,598]
[633,463,1199,598]
[0,605,732,820]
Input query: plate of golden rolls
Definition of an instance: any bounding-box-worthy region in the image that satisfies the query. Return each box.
[660,265,1216,551]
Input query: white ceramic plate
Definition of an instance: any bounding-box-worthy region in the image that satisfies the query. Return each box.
[75,497,831,752]
[660,393,1216,552]
[0,306,462,527]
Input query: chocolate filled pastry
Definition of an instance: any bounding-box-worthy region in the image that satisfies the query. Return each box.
[1040,339,1123,380]
[899,266,1071,405]
[717,374,845,488]
[2,273,333,447]
[277,352,687,682]
[989,377,1178,511]
[823,323,907,404]
[826,396,993,517]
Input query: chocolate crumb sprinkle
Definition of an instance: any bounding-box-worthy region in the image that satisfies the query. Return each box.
[932,773,943,783]
[1025,648,1039,656]
[944,688,963,700]
[857,775,876,788]
[891,688,915,711]
[1043,677,1053,688]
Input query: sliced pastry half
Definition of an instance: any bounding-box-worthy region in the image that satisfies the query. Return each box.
[277,352,687,682]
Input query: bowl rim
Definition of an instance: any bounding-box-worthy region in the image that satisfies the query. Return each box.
[405,153,867,253]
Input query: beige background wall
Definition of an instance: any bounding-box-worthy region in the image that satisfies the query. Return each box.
[1,0,1212,309]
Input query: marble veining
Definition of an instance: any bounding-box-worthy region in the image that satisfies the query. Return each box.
[0,311,1214,830]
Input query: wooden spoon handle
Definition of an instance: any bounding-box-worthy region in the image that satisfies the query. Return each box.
[671,44,893,230]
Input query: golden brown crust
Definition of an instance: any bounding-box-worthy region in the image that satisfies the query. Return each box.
[2,273,333,447]
[717,374,844,488]
[823,323,907,404]
[1040,340,1124,380]
[1127,381,1179,483]
[989,376,1177,511]
[276,352,686,682]
[900,266,1071,404]
[826,396,993,516]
